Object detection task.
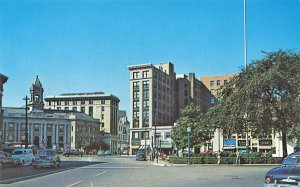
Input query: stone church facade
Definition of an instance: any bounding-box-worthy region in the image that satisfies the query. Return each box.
[2,76,100,150]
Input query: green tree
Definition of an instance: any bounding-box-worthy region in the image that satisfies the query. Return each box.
[171,103,211,150]
[206,50,300,157]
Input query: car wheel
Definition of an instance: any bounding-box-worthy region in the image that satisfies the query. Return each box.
[33,165,37,169]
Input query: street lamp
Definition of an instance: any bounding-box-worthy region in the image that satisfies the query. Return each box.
[187,127,191,165]
[23,95,29,148]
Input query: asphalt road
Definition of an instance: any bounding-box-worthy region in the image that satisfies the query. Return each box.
[0,155,275,187]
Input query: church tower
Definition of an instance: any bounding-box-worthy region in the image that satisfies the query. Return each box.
[29,75,44,110]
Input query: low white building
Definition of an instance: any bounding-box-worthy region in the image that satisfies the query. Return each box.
[2,76,101,150]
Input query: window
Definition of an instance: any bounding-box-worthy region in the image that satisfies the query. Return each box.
[210,81,214,86]
[217,80,221,86]
[211,89,215,95]
[48,101,51,106]
[101,106,105,111]
[101,114,104,120]
[101,100,105,104]
[142,71,149,78]
[81,100,85,104]
[59,126,64,132]
[133,82,139,89]
[89,106,93,117]
[57,107,61,110]
[133,91,139,99]
[143,100,149,108]
[133,72,139,79]
[89,100,93,104]
[153,71,157,78]
[65,101,69,105]
[142,81,149,88]
[72,107,77,111]
[133,120,139,128]
[224,80,228,85]
[133,101,139,109]
[34,125,39,132]
[143,131,149,139]
[81,107,85,113]
[143,90,149,98]
[143,110,149,118]
[72,100,77,105]
[57,101,61,105]
[210,98,215,104]
[64,107,69,110]
[133,111,139,118]
[133,132,139,139]
[47,125,52,132]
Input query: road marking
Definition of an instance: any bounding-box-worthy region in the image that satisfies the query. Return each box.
[96,171,108,176]
[81,166,144,169]
[65,181,83,187]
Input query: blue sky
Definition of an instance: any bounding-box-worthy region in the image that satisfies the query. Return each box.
[1,0,299,116]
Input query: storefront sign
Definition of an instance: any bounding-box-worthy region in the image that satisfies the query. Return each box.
[238,140,250,146]
[223,139,236,150]
[259,140,272,146]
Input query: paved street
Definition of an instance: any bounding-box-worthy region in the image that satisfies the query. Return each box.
[0,155,274,187]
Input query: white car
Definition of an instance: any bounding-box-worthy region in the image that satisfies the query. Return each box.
[11,148,35,166]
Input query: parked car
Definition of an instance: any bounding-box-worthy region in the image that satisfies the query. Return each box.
[89,149,98,155]
[104,150,112,156]
[11,148,35,166]
[98,150,106,156]
[62,149,83,157]
[122,150,129,155]
[32,149,61,169]
[264,151,300,187]
[0,151,17,167]
[136,151,146,161]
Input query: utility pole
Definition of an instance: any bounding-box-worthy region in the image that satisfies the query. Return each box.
[154,114,158,163]
[23,96,29,148]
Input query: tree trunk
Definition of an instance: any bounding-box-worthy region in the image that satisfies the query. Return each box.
[282,130,288,158]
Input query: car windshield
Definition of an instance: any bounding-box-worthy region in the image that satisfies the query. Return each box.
[12,151,24,155]
[282,156,300,166]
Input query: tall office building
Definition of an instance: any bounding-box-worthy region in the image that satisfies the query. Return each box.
[200,74,236,106]
[128,62,211,154]
[176,73,211,115]
[44,92,120,152]
[128,62,177,154]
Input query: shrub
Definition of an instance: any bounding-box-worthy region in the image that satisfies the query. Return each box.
[220,151,229,157]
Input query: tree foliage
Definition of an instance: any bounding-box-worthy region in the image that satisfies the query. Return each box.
[171,103,211,150]
[204,50,300,157]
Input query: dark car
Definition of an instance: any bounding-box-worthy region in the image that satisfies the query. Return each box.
[62,149,83,157]
[0,151,17,167]
[32,149,61,169]
[264,151,300,187]
[136,151,146,161]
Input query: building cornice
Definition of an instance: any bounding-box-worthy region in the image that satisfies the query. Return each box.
[128,64,153,70]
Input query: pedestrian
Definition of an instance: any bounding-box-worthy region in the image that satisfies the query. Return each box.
[217,152,221,165]
[235,150,240,165]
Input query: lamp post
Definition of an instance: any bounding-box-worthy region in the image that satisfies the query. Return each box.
[187,127,191,165]
[23,96,29,148]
